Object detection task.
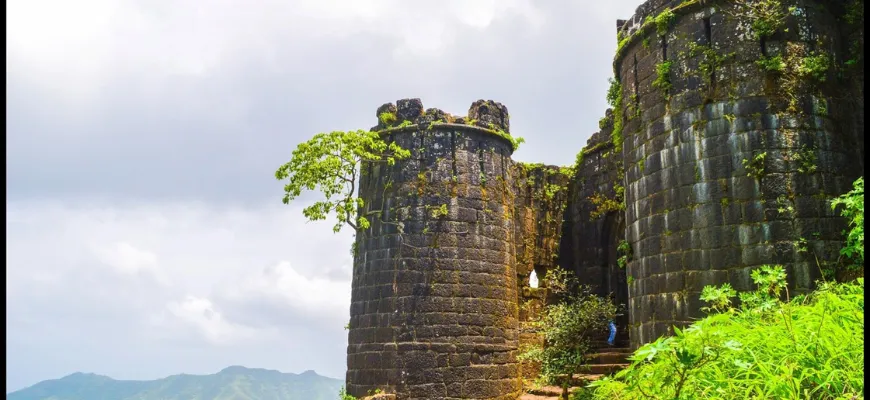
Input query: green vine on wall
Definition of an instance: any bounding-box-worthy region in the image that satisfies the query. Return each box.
[617,240,632,269]
[729,0,793,40]
[589,183,626,220]
[742,152,768,180]
[651,8,676,36]
[607,78,625,149]
[793,145,818,174]
[688,43,735,89]
[652,61,673,97]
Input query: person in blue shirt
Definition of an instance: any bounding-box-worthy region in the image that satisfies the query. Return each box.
[607,319,617,346]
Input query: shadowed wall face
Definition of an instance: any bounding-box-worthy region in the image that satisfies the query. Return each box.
[346,100,522,399]
[564,117,630,333]
[510,162,571,379]
[614,0,864,347]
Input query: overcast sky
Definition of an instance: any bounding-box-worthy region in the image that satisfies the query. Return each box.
[6,0,640,392]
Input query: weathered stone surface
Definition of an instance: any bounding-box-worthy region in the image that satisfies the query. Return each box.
[347,101,522,399]
[396,98,424,122]
[610,0,864,348]
[561,118,630,333]
[468,100,511,133]
[510,162,570,379]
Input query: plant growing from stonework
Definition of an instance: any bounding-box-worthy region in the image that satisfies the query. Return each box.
[756,55,786,73]
[652,61,673,96]
[430,203,449,219]
[653,8,676,36]
[797,52,831,82]
[486,122,526,151]
[275,129,411,233]
[793,145,817,174]
[519,267,617,399]
[378,111,397,126]
[606,77,625,149]
[617,240,632,269]
[589,184,625,220]
[728,0,793,40]
[742,152,767,180]
[831,177,864,269]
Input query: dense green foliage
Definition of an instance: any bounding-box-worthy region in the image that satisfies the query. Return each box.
[7,367,344,400]
[519,268,617,392]
[832,177,864,269]
[275,129,410,233]
[587,265,864,399]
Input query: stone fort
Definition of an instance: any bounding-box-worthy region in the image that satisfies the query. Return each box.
[344,0,864,398]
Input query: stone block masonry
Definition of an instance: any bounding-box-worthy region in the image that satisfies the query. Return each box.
[563,112,630,330]
[347,99,523,399]
[612,0,864,347]
[510,162,571,380]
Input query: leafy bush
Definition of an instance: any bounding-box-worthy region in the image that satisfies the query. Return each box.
[519,268,617,393]
[831,177,864,270]
[588,265,865,399]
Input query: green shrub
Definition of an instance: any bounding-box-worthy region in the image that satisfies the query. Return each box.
[831,177,864,269]
[588,266,865,399]
[519,268,617,394]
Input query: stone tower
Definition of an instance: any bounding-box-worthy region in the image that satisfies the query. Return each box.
[611,0,864,347]
[346,99,523,399]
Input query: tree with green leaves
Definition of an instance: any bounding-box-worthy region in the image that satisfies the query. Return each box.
[275,129,410,233]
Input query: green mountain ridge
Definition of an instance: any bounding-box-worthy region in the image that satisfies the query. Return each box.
[7,366,344,400]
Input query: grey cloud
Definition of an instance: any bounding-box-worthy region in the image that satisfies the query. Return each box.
[8,0,639,204]
[6,0,644,393]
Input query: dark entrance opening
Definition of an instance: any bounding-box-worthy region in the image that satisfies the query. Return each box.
[601,212,629,346]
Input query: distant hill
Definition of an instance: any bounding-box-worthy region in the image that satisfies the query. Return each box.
[7,366,344,400]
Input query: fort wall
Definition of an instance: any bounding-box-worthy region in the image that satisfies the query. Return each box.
[347,99,523,399]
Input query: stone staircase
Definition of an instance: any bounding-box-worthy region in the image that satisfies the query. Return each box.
[521,331,632,399]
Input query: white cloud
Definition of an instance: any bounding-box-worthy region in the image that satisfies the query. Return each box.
[5,199,355,389]
[7,0,545,107]
[166,296,258,345]
[92,241,167,283]
[222,261,352,323]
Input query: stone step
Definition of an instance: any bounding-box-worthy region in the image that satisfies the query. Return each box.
[569,373,605,386]
[577,363,630,375]
[522,375,605,399]
[587,351,631,364]
[527,385,577,397]
[519,394,559,400]
[589,340,629,347]
[588,340,631,346]
[589,344,634,354]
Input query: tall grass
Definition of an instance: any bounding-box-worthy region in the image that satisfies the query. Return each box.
[586,269,864,399]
